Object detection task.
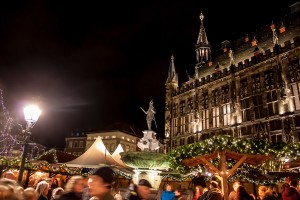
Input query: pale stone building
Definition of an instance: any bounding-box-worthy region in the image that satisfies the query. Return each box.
[164,3,300,152]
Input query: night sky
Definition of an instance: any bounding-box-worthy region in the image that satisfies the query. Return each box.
[0,0,297,149]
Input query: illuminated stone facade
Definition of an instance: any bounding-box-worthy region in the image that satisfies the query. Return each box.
[164,3,300,152]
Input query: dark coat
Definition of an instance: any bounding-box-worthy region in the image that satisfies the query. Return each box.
[38,195,48,200]
[58,192,82,200]
[205,188,223,200]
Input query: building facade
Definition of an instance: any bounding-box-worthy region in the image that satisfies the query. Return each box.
[86,130,139,153]
[64,123,142,155]
[64,132,87,156]
[164,3,300,152]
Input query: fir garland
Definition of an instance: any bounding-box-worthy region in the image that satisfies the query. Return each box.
[167,135,300,183]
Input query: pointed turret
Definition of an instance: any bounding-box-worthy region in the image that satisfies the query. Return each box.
[165,55,178,147]
[197,12,209,45]
[166,55,178,86]
[195,12,211,66]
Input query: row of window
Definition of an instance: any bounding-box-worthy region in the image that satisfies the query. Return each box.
[172,62,299,117]
[68,141,84,148]
[87,136,135,143]
[170,82,300,136]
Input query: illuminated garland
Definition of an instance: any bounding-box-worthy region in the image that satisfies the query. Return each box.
[114,169,132,179]
[36,149,59,163]
[167,135,300,183]
[0,89,44,159]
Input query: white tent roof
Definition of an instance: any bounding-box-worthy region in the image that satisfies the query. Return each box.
[111,144,128,168]
[64,136,119,168]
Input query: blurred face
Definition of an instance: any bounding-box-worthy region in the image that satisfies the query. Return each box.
[166,185,172,191]
[43,185,50,196]
[175,190,181,196]
[137,185,150,199]
[258,188,265,197]
[88,175,111,197]
[74,179,85,193]
[233,183,239,191]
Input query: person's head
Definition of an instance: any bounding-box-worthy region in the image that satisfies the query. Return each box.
[285,176,291,184]
[195,186,201,193]
[174,189,182,196]
[210,181,219,189]
[0,184,20,200]
[51,187,64,200]
[281,183,290,193]
[64,175,85,193]
[258,186,267,198]
[290,179,298,188]
[165,184,172,191]
[232,181,241,192]
[35,181,49,197]
[88,166,114,198]
[236,186,248,198]
[15,186,24,198]
[136,179,152,199]
[24,187,38,200]
[272,185,279,193]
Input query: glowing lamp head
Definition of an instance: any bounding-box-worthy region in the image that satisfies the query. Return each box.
[24,105,42,124]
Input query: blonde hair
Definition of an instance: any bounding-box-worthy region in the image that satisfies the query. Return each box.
[0,184,20,200]
[64,176,84,193]
[258,186,268,193]
[24,187,38,200]
[35,181,49,197]
[51,187,64,199]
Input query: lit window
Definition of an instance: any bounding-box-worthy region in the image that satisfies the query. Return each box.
[68,141,73,148]
[79,141,83,148]
[105,136,109,139]
[112,136,116,138]
[74,141,78,148]
[127,138,130,141]
[121,137,124,140]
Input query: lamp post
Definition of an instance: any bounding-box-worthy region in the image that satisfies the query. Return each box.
[17,105,42,185]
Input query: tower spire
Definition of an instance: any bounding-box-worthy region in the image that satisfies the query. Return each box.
[166,55,178,86]
[195,12,211,78]
[197,12,209,45]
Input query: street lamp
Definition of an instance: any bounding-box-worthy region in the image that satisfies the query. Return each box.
[17,105,42,185]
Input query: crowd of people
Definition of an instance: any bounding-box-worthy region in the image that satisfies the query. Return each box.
[1,169,300,200]
[0,166,153,200]
[159,173,300,200]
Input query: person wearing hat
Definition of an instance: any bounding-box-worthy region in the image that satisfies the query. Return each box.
[124,179,152,200]
[205,181,223,200]
[87,166,115,200]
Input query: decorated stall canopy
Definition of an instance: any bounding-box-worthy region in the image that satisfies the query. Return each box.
[64,136,119,168]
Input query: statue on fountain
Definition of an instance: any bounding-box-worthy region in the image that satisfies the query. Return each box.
[139,100,160,151]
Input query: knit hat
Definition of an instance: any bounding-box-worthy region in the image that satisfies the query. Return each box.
[92,166,114,184]
[138,179,152,188]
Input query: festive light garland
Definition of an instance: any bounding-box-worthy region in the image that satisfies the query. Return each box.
[0,89,44,159]
[167,135,300,183]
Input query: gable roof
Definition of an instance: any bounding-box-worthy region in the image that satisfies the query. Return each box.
[37,149,78,164]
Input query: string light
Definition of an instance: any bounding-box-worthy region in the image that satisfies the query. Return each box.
[0,89,44,159]
[167,135,300,183]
